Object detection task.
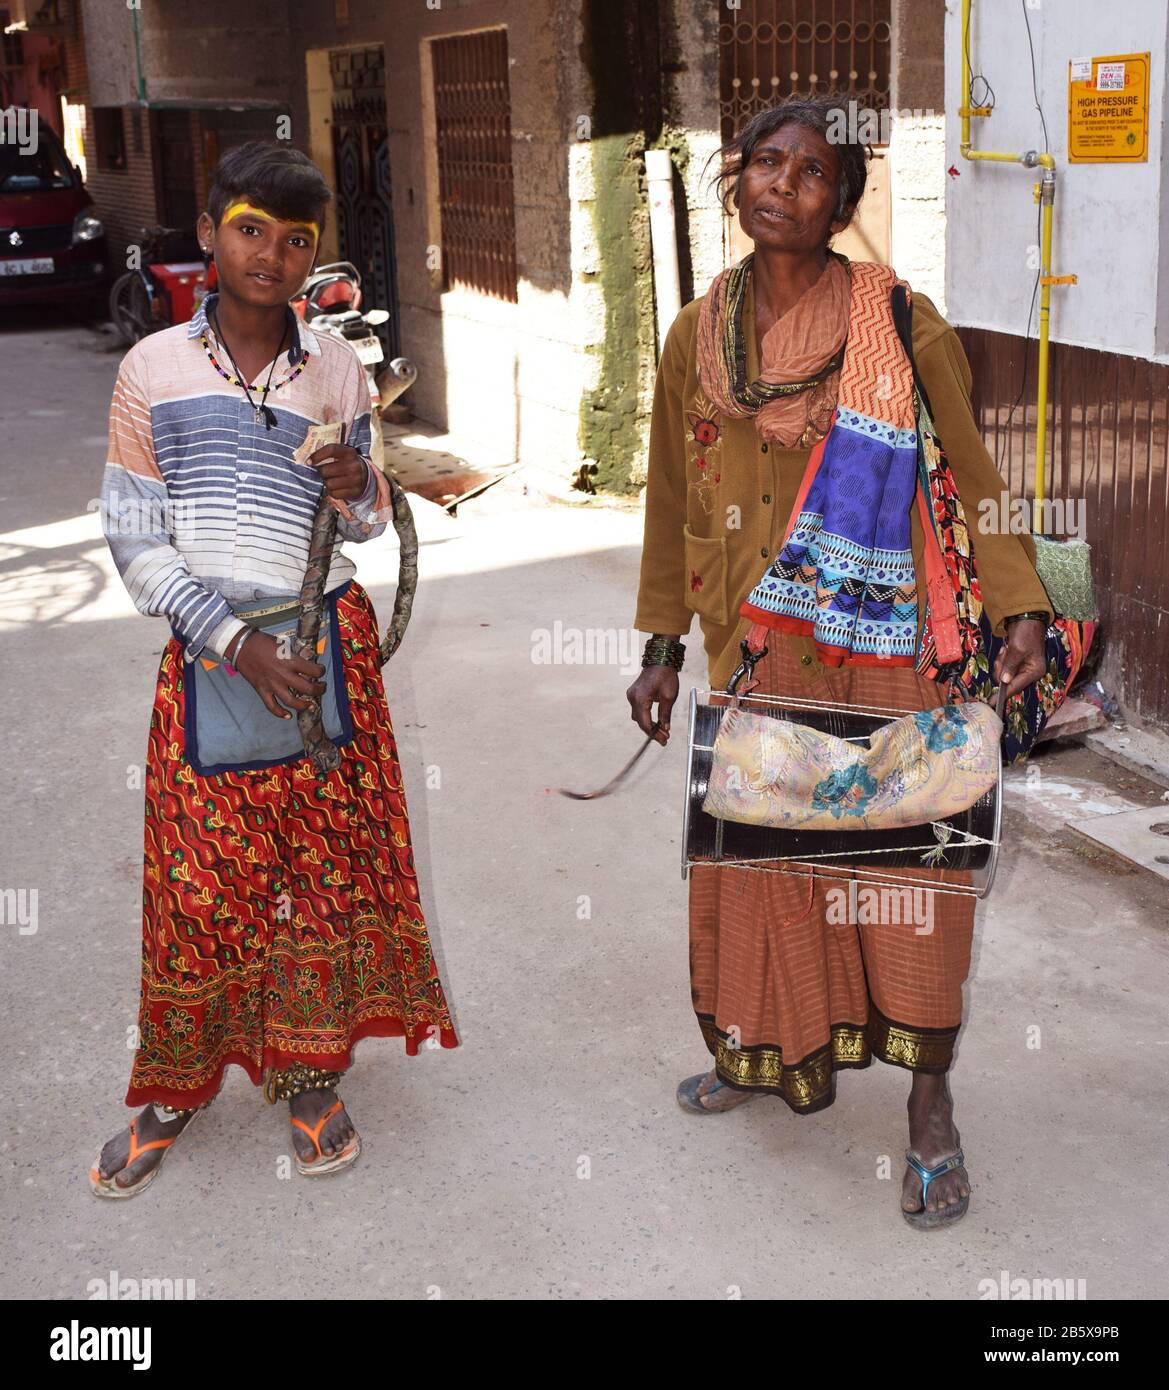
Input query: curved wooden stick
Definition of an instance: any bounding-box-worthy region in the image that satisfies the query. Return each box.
[557,726,661,800]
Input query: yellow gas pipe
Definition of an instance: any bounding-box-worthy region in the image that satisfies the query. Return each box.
[958,0,1076,509]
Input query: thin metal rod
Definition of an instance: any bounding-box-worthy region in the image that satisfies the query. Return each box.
[702,687,926,719]
[694,861,983,898]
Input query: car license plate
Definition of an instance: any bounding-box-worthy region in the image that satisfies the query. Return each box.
[0,257,54,276]
[354,336,383,365]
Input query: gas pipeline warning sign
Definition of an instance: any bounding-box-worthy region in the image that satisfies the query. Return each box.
[1068,53,1149,162]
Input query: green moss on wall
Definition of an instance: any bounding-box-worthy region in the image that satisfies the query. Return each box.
[578,131,655,495]
[577,0,700,494]
[579,124,694,493]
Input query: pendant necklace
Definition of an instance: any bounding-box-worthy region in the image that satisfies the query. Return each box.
[203,306,299,430]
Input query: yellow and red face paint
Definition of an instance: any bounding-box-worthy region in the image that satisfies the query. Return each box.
[220,200,320,246]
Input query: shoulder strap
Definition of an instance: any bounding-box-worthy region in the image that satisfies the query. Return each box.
[890,283,937,421]
[891,283,963,666]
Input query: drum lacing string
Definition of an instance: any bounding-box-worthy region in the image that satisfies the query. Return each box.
[717,860,980,898]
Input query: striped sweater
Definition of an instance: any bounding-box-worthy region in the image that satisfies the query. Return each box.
[101,293,390,661]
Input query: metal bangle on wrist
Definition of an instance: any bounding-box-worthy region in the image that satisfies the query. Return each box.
[226,627,255,667]
[642,636,685,671]
[1003,611,1049,627]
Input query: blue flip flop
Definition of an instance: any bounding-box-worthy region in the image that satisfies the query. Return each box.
[902,1148,970,1229]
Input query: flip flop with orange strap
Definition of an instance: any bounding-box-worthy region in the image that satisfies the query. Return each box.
[291,1098,361,1176]
[89,1108,204,1200]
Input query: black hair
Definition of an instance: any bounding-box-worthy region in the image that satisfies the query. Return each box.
[207,140,332,232]
[708,95,872,238]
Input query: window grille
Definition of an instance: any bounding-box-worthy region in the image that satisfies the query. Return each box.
[432,28,518,302]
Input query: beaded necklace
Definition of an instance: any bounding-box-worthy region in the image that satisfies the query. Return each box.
[200,306,308,429]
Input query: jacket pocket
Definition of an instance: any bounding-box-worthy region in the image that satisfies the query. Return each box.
[683,525,729,626]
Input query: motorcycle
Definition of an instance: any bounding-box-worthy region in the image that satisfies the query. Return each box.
[290,261,417,474]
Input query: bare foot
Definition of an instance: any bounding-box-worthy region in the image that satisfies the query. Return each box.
[288,1088,357,1164]
[95,1106,196,1191]
[901,1073,971,1215]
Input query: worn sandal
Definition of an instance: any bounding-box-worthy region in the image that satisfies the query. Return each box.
[676,1071,760,1115]
[291,1098,361,1176]
[902,1148,970,1229]
[88,1109,203,1200]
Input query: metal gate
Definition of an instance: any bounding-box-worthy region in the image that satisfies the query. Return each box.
[718,1,893,141]
[330,46,400,357]
[718,2,894,265]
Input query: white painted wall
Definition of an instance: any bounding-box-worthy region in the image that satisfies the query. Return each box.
[944,0,1169,360]
[890,113,948,313]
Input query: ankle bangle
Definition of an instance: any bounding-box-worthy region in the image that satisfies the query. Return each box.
[263,1063,344,1104]
[150,1102,203,1123]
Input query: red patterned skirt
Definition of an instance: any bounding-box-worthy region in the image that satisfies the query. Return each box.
[125,581,458,1109]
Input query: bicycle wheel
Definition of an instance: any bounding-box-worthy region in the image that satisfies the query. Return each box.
[108,274,154,345]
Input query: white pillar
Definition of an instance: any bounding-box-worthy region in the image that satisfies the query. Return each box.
[645,148,682,355]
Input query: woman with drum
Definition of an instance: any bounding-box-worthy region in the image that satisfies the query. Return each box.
[627,96,1051,1228]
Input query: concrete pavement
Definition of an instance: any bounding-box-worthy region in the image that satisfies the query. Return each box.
[2,312,1167,1300]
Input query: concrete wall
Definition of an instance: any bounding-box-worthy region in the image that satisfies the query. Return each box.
[285,0,735,492]
[665,0,724,304]
[289,0,583,478]
[889,0,947,310]
[944,0,1169,360]
[57,6,159,263]
[80,0,295,109]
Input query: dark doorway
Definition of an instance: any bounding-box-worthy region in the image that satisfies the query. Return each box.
[329,46,400,358]
[154,110,198,245]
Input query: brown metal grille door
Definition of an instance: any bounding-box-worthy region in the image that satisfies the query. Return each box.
[718,1,892,141]
[432,28,518,302]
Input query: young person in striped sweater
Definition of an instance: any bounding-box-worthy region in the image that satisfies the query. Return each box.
[91,142,457,1198]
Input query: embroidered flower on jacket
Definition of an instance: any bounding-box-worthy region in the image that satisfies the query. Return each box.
[687,390,724,515]
[690,569,704,593]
